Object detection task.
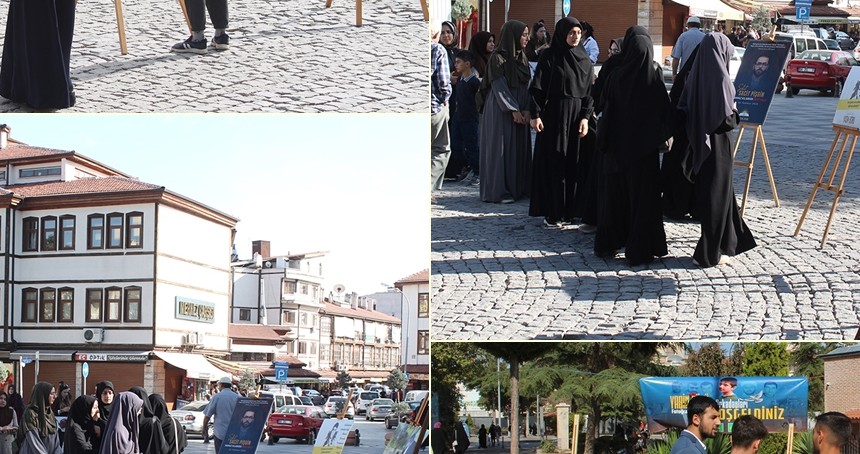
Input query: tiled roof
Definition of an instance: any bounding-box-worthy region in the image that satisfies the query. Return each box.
[394,269,429,287]
[322,302,400,324]
[228,324,289,341]
[819,344,860,359]
[844,409,860,421]
[0,143,74,160]
[4,176,161,197]
[776,4,849,15]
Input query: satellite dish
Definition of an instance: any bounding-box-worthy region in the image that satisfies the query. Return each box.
[333,284,346,294]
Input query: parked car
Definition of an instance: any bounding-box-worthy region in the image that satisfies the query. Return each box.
[302,389,326,406]
[170,400,213,439]
[266,405,326,445]
[775,32,830,60]
[323,396,355,418]
[259,391,304,409]
[355,391,380,415]
[298,396,314,406]
[824,39,841,51]
[786,50,860,96]
[384,400,422,430]
[366,398,395,421]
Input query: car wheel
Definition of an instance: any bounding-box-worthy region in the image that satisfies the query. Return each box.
[267,436,274,445]
[834,79,843,97]
[271,437,279,444]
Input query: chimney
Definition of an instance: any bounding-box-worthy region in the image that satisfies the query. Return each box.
[251,240,271,258]
[0,124,9,149]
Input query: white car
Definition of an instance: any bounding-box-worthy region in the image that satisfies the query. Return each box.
[170,400,213,438]
[323,396,355,419]
[355,391,380,416]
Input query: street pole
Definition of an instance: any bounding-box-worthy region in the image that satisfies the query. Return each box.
[497,357,503,447]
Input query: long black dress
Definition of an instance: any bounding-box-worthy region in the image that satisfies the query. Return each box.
[678,33,756,267]
[64,396,98,454]
[594,26,672,266]
[0,0,76,109]
[528,17,594,225]
[661,46,700,220]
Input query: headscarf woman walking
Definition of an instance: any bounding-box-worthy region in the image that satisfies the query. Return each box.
[528,17,594,227]
[147,395,185,454]
[594,26,672,265]
[13,382,61,454]
[479,20,533,204]
[64,396,99,454]
[0,392,19,454]
[99,393,142,454]
[678,32,756,267]
[126,388,166,454]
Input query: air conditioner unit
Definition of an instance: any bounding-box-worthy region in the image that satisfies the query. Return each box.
[83,328,103,343]
[184,333,203,346]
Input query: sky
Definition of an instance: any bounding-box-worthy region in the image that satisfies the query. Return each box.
[2,114,428,295]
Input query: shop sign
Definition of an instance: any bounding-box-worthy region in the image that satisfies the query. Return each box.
[74,353,149,362]
[175,297,216,323]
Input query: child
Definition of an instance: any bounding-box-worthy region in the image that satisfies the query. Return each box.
[451,49,481,186]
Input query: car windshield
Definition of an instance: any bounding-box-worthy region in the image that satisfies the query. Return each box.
[372,399,394,406]
[360,392,379,400]
[178,401,207,411]
[276,405,306,414]
[799,51,833,61]
[328,397,346,403]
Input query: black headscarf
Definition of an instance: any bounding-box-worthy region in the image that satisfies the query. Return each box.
[593,37,624,113]
[532,17,592,99]
[64,395,98,454]
[149,394,185,454]
[127,387,166,454]
[95,381,114,424]
[600,26,672,158]
[468,31,495,76]
[678,32,735,174]
[0,391,14,427]
[483,20,531,88]
[126,388,153,419]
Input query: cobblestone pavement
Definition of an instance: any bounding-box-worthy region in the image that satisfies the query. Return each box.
[431,92,860,340]
[0,0,427,113]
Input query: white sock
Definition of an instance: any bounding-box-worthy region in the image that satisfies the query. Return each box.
[192,31,204,41]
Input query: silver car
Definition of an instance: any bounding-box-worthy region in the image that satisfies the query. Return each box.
[169,400,213,438]
[366,398,394,421]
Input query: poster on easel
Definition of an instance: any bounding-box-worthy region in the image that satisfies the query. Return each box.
[383,423,422,454]
[833,66,860,128]
[219,396,274,454]
[734,40,791,125]
[313,418,354,454]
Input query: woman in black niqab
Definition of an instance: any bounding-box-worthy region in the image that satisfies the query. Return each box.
[678,32,756,267]
[528,17,594,226]
[147,395,185,454]
[64,396,98,454]
[594,26,671,265]
[126,388,166,454]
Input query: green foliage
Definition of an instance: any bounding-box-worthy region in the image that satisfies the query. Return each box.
[386,368,408,392]
[335,371,353,388]
[432,342,491,432]
[751,6,773,36]
[684,343,730,376]
[466,414,475,432]
[238,369,257,393]
[790,343,841,415]
[758,432,788,454]
[451,0,471,21]
[646,429,680,454]
[540,439,558,453]
[704,433,732,454]
[793,431,813,454]
[743,343,790,376]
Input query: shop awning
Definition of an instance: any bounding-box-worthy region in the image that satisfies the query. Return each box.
[671,0,744,21]
[10,350,76,361]
[229,344,278,354]
[152,351,232,381]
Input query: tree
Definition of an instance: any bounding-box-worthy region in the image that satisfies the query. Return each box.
[751,6,774,37]
[683,343,729,376]
[743,343,789,376]
[386,368,408,396]
[238,369,258,393]
[431,342,492,435]
[336,371,353,389]
[790,343,841,415]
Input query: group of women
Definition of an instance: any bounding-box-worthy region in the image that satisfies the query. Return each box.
[474,17,755,267]
[0,381,186,454]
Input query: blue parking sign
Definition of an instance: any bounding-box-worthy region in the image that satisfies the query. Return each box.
[796,6,810,21]
[274,362,288,382]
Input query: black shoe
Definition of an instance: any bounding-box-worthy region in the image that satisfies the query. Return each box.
[171,36,207,54]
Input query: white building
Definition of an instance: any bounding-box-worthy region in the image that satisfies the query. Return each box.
[394,270,429,390]
[0,126,237,405]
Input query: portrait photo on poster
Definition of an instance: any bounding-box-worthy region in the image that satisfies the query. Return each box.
[313,418,354,451]
[734,40,791,125]
[219,396,273,454]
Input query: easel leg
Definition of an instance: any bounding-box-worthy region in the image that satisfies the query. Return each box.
[732,126,746,159]
[178,0,192,33]
[114,0,128,55]
[794,131,842,236]
[757,126,780,207]
[326,0,333,7]
[821,135,857,247]
[420,0,429,20]
[739,127,759,218]
[356,0,362,26]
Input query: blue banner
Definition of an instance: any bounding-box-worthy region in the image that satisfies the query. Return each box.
[640,376,808,433]
[219,396,274,454]
[734,40,792,126]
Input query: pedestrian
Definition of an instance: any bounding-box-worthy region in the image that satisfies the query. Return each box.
[202,377,239,454]
[171,0,230,53]
[149,394,186,454]
[594,26,671,265]
[468,31,495,77]
[679,32,756,267]
[441,20,470,183]
[63,395,99,454]
[730,415,768,454]
[478,424,487,448]
[668,396,719,454]
[811,412,852,454]
[488,423,498,447]
[430,23,453,198]
[478,20,533,204]
[451,49,482,187]
[52,386,72,417]
[14,382,62,454]
[127,387,167,454]
[528,17,594,228]
[6,386,24,426]
[581,21,599,64]
[0,392,18,454]
[99,392,142,454]
[93,382,114,441]
[430,422,448,454]
[671,16,705,80]
[0,0,77,109]
[524,20,549,63]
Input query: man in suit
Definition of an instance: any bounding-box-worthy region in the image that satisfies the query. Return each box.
[669,396,721,454]
[812,412,852,454]
[731,415,768,454]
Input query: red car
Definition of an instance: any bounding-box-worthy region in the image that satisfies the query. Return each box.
[786,50,860,96]
[266,405,326,445]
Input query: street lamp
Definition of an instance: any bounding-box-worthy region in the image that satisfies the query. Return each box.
[381,284,411,380]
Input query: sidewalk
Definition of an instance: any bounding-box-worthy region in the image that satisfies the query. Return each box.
[463,434,547,453]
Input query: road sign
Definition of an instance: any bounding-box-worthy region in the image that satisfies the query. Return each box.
[20,357,32,365]
[82,362,89,378]
[796,6,810,21]
[795,0,812,6]
[563,0,570,16]
[274,362,289,382]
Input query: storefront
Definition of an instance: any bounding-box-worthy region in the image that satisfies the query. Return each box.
[151,351,233,407]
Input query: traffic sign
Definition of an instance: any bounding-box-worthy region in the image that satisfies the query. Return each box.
[563,0,571,16]
[20,357,32,365]
[82,362,89,378]
[796,6,810,21]
[274,361,289,382]
[795,0,812,6]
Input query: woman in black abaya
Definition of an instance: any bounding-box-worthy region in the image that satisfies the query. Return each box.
[678,32,756,267]
[594,26,672,265]
[0,0,76,109]
[528,17,594,228]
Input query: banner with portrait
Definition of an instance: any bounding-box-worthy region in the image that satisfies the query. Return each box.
[833,66,860,128]
[383,422,422,454]
[734,40,791,126]
[639,376,808,433]
[219,396,273,454]
[313,418,355,454]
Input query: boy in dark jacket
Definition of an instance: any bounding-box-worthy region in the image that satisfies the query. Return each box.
[451,49,482,186]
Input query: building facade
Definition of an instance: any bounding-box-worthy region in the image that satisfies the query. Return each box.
[394,270,429,391]
[821,344,860,434]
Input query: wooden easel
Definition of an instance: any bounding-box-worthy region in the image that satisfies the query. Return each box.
[785,424,795,454]
[732,123,780,217]
[114,0,191,55]
[325,0,430,26]
[794,124,859,247]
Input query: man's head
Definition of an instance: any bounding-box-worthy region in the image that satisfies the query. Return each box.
[687,16,701,29]
[687,395,721,441]
[763,382,777,398]
[719,377,738,396]
[241,410,255,428]
[812,412,852,454]
[219,376,233,390]
[753,55,770,78]
[731,415,769,453]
